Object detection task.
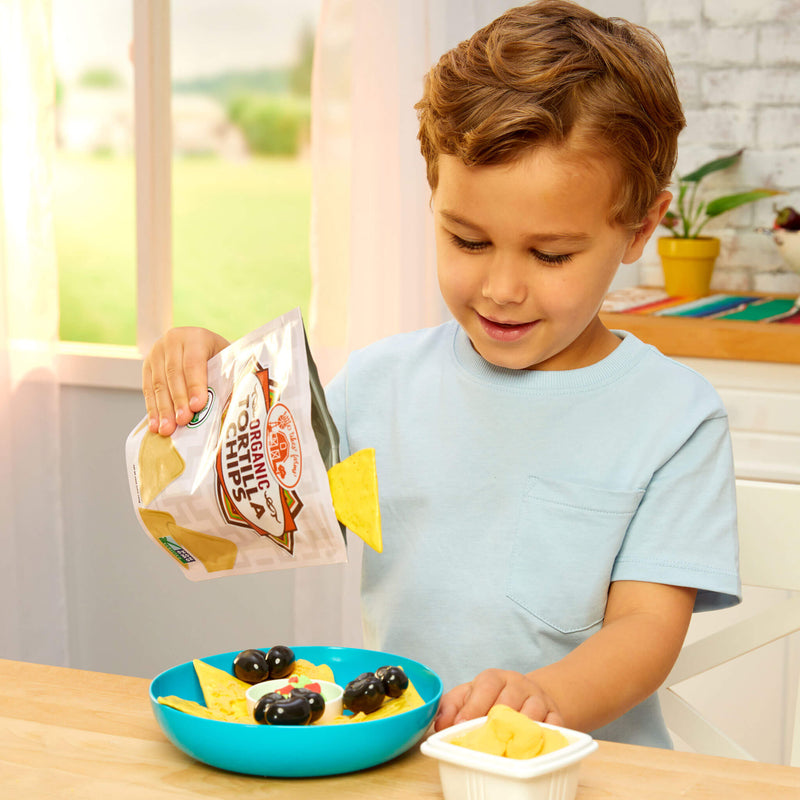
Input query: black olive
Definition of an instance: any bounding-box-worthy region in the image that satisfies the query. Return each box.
[343,672,385,714]
[266,645,296,679]
[232,649,270,684]
[291,687,325,723]
[253,692,285,724]
[264,695,312,726]
[375,665,409,698]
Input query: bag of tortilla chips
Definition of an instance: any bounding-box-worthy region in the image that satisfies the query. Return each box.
[125,308,350,580]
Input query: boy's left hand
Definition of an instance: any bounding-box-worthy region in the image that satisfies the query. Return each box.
[434,668,564,731]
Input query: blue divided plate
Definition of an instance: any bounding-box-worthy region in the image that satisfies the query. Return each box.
[149,645,443,777]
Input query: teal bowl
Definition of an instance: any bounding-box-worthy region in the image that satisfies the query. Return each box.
[149,645,443,777]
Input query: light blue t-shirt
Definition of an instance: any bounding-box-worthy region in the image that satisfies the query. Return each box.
[325,321,741,747]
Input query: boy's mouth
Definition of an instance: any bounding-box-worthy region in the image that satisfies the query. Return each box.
[478,314,539,342]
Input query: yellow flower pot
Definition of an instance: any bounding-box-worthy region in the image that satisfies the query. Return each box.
[657,237,720,297]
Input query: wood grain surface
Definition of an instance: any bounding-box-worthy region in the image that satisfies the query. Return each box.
[1,658,798,799]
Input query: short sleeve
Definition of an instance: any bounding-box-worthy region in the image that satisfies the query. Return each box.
[611,415,741,611]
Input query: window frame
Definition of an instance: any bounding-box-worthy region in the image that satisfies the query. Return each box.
[56,0,171,391]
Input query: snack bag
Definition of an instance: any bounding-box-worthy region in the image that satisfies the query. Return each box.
[125,308,349,580]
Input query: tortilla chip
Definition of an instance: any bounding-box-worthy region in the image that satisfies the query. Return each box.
[192,659,253,723]
[331,678,424,724]
[157,695,219,720]
[292,658,335,683]
[541,727,569,754]
[327,448,382,553]
[138,431,185,505]
[360,677,424,720]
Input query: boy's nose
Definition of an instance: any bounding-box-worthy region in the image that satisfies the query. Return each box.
[482,254,528,305]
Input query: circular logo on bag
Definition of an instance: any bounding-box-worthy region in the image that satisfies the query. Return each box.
[187,388,215,428]
[266,402,302,489]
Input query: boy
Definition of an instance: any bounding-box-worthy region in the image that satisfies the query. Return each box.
[142,1,740,747]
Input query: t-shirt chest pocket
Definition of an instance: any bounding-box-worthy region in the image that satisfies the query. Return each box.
[506,475,645,634]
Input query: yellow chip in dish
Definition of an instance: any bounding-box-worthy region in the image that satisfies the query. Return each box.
[327,448,383,553]
[451,705,568,759]
[157,695,219,720]
[292,658,335,683]
[192,659,253,723]
[364,678,424,720]
[138,430,185,506]
[330,678,424,724]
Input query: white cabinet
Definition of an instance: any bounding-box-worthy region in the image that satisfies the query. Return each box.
[673,358,800,765]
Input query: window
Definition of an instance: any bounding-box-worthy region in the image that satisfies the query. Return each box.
[53,0,136,345]
[52,0,319,386]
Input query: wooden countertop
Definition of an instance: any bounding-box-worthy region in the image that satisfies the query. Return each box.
[2,658,799,799]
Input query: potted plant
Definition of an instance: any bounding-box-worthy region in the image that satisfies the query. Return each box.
[658,149,782,296]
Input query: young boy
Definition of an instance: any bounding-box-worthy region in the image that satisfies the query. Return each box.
[142,1,740,747]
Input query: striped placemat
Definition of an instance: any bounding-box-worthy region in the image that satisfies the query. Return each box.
[602,288,800,323]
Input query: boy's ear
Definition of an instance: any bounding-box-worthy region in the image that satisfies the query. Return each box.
[621,191,672,264]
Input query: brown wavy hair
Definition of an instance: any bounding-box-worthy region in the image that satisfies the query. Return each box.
[416,0,685,229]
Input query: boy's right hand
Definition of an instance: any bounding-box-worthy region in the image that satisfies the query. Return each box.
[142,326,230,436]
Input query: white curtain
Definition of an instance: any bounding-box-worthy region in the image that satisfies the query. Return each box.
[0,0,67,666]
[297,0,515,647]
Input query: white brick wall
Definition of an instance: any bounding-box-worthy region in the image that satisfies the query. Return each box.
[635,1,800,293]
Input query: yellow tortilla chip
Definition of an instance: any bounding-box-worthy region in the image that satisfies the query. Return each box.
[451,705,568,760]
[157,695,219,720]
[541,727,569,754]
[192,659,253,723]
[327,448,382,553]
[138,431,185,505]
[331,678,424,724]
[359,677,424,720]
[292,658,335,683]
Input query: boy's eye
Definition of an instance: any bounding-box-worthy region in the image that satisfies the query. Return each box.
[531,249,572,265]
[448,232,573,265]
[449,233,490,252]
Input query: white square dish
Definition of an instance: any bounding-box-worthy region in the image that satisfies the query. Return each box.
[420,716,598,800]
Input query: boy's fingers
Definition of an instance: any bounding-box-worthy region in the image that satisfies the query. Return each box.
[142,360,159,432]
[151,370,178,435]
[143,341,176,434]
[434,684,470,731]
[144,337,180,436]
[182,340,212,413]
[163,340,192,428]
[518,694,554,723]
[141,328,227,436]
[452,674,502,725]
[543,708,564,727]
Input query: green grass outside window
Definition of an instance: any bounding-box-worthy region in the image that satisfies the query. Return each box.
[56,153,312,345]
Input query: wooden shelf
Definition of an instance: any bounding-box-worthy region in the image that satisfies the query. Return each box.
[600,294,800,365]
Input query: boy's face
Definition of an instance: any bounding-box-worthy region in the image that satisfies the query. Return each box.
[432,147,666,371]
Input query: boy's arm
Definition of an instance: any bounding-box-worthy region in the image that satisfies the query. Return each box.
[435,579,696,732]
[142,326,230,436]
